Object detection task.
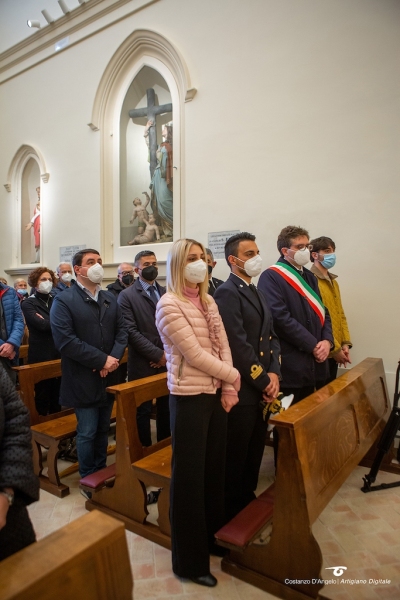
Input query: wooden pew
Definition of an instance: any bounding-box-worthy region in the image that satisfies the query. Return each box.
[83,373,172,549]
[13,349,128,426]
[215,357,390,600]
[0,510,133,600]
[18,344,28,364]
[17,351,127,497]
[13,360,71,426]
[31,403,117,498]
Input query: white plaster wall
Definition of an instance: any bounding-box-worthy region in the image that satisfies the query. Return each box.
[0,0,399,390]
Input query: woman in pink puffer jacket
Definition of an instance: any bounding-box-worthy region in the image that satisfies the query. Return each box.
[156,238,240,588]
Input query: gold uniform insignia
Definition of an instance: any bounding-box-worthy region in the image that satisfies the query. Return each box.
[250,364,263,380]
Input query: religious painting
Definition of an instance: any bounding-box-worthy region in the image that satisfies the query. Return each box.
[21,158,41,264]
[120,67,173,246]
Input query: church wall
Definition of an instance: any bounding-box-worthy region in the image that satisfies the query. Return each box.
[0,0,399,389]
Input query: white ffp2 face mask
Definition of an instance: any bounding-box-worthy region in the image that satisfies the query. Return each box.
[234,254,263,277]
[61,272,72,283]
[38,280,53,294]
[292,248,310,267]
[184,259,207,284]
[82,263,104,284]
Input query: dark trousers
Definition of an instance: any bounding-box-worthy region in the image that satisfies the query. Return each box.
[75,402,114,478]
[169,391,226,578]
[35,378,61,416]
[225,403,267,522]
[137,395,170,447]
[0,499,36,561]
[326,358,339,383]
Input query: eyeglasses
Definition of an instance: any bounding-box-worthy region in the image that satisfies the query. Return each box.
[120,271,134,276]
[289,244,312,251]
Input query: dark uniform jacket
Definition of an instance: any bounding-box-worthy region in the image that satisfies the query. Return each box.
[118,278,166,380]
[214,273,281,405]
[50,284,127,408]
[207,276,224,297]
[258,257,333,388]
[21,293,60,363]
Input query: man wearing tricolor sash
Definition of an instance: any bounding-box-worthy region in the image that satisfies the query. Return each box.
[258,225,333,405]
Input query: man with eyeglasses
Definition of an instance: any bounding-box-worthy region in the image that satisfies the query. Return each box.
[258,225,333,405]
[106,263,135,297]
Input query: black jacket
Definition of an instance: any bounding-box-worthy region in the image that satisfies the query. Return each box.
[106,279,127,297]
[21,293,60,363]
[214,273,281,405]
[118,278,166,380]
[50,284,128,408]
[208,276,224,297]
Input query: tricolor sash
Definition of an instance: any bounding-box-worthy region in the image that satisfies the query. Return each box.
[268,262,325,325]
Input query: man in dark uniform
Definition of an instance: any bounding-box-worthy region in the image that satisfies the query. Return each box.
[258,225,333,404]
[214,232,281,520]
[206,248,224,297]
[118,250,170,447]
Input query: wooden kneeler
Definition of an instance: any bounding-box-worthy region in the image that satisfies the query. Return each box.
[215,358,390,600]
[83,373,172,549]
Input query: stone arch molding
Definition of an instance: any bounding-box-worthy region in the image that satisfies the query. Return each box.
[90,28,196,264]
[88,29,196,132]
[4,144,49,192]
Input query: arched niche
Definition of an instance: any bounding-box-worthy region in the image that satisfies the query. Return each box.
[4,144,49,267]
[89,29,196,264]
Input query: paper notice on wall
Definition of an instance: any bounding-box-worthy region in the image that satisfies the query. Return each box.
[59,245,86,264]
[207,231,240,259]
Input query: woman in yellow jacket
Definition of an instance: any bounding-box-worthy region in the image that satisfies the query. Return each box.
[310,236,352,383]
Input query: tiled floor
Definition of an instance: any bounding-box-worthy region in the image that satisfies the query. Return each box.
[27,447,400,600]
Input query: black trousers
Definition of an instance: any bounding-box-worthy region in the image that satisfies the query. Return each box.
[137,395,170,447]
[225,403,267,522]
[326,358,339,383]
[169,391,226,578]
[0,499,36,561]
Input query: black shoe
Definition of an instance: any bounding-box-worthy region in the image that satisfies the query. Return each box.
[190,574,217,587]
[147,488,161,504]
[209,543,228,557]
[80,489,92,500]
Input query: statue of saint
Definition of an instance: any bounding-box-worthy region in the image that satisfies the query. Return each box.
[25,186,40,263]
[144,120,173,238]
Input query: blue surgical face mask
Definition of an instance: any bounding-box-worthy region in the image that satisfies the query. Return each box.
[18,289,28,296]
[320,253,336,269]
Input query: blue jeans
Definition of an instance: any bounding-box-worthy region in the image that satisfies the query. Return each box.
[75,403,113,478]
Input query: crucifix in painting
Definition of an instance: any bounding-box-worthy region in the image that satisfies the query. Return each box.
[129,87,173,241]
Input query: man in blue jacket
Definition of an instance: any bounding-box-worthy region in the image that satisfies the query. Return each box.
[0,282,25,383]
[258,225,333,405]
[50,249,127,488]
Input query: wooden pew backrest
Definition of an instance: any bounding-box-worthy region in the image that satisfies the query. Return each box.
[274,356,389,524]
[0,510,133,600]
[14,349,128,426]
[220,357,389,600]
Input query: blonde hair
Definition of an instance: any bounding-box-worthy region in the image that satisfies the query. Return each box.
[166,238,210,303]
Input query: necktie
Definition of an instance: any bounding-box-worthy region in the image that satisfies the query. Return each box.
[249,283,258,296]
[148,285,158,304]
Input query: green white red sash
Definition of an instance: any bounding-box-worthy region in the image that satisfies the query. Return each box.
[268,262,325,325]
